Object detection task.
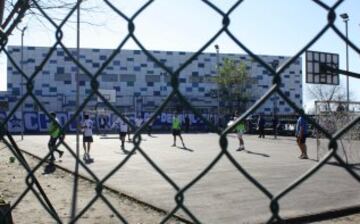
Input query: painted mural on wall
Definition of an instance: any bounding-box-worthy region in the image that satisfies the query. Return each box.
[0,111,218,133]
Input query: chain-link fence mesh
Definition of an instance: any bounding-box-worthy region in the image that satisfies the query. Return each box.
[1,0,360,223]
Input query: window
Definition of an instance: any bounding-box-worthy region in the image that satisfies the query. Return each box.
[49,87,57,92]
[145,75,160,82]
[101,74,118,82]
[203,76,215,83]
[189,76,202,83]
[57,67,65,74]
[78,74,91,82]
[55,73,71,81]
[57,51,64,56]
[12,88,20,95]
[120,74,136,82]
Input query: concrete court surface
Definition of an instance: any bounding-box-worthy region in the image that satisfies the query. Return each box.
[10,133,360,223]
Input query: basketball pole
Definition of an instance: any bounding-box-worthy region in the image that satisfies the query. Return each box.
[340,13,350,111]
[71,0,81,220]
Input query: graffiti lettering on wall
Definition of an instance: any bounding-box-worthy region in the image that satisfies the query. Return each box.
[0,112,217,133]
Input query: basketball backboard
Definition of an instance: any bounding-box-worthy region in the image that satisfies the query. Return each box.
[305,50,339,85]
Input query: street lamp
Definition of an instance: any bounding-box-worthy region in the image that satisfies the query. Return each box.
[271,60,279,139]
[340,13,349,110]
[20,26,27,140]
[214,44,220,126]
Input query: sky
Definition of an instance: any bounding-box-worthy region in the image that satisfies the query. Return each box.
[1,0,360,110]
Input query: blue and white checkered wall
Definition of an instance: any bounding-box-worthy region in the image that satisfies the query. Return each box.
[2,46,302,115]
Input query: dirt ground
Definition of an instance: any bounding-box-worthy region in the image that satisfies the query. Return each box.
[0,144,184,224]
[1,142,360,224]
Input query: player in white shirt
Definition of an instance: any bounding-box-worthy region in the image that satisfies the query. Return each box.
[112,117,130,154]
[81,114,94,161]
[135,116,143,128]
[126,115,132,142]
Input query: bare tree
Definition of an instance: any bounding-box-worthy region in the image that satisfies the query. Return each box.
[1,0,29,39]
[307,84,347,112]
[1,0,98,42]
[307,84,346,102]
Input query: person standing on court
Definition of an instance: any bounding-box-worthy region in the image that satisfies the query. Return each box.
[47,112,64,162]
[135,114,143,137]
[295,113,308,159]
[147,118,155,136]
[257,114,265,138]
[171,112,186,148]
[126,115,132,142]
[184,114,190,133]
[98,115,108,136]
[235,116,246,151]
[112,117,129,154]
[135,114,143,129]
[81,114,94,161]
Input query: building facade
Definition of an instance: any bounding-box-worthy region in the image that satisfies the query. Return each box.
[1,46,302,117]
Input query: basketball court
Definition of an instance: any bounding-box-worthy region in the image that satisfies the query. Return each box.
[12,133,360,223]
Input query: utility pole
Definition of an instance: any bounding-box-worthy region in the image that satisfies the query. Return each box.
[20,26,27,140]
[340,13,350,110]
[72,0,81,220]
[272,60,279,139]
[214,44,220,126]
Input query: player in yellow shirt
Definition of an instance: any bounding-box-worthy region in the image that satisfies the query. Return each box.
[171,113,186,148]
[48,112,64,161]
[235,120,246,151]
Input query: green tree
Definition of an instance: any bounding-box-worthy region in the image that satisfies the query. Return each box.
[215,58,252,114]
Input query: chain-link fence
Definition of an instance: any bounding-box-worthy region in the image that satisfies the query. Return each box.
[1,0,360,223]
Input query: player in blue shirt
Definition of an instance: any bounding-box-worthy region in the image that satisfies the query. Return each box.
[295,114,308,159]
